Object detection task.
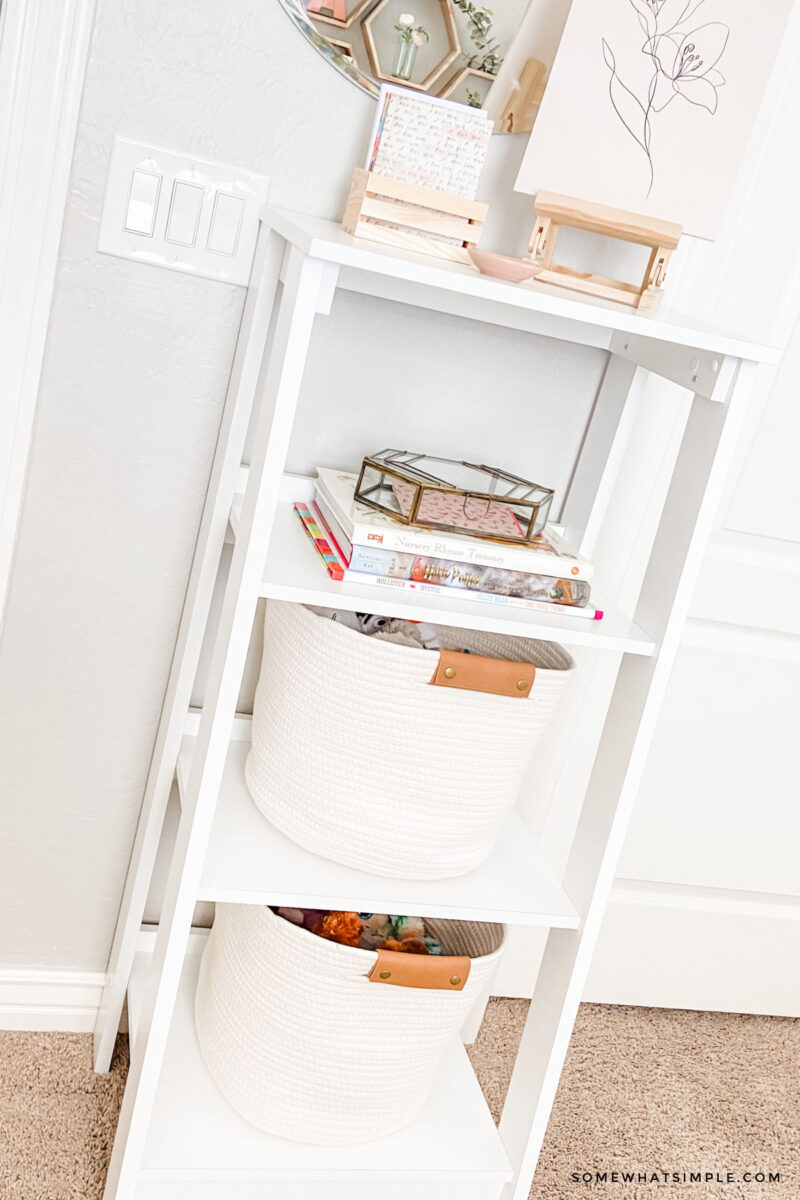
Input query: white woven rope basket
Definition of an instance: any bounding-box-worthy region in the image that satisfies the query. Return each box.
[195,904,506,1143]
[245,601,574,878]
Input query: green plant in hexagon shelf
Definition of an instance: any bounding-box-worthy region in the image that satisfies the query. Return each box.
[452,0,502,74]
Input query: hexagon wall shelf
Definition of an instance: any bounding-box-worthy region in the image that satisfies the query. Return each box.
[437,66,495,101]
[363,0,460,92]
[327,37,358,62]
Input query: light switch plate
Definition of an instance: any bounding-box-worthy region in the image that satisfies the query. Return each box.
[98,136,269,285]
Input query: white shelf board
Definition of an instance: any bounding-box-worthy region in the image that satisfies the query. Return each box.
[178,737,580,929]
[128,940,512,1188]
[261,206,779,365]
[232,492,655,656]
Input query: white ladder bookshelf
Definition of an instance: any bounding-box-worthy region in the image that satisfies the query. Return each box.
[94,207,777,1200]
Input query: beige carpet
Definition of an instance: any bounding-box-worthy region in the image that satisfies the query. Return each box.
[469,1001,800,1199]
[0,1032,128,1200]
[0,1002,797,1199]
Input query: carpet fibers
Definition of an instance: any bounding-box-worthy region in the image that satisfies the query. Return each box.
[0,1032,128,1200]
[467,1001,800,1200]
[0,1002,797,1199]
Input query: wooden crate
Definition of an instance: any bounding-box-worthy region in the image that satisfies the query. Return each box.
[342,167,488,263]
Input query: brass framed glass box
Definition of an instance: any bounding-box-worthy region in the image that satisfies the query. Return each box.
[355,450,554,544]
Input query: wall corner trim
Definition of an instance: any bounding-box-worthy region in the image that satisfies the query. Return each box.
[0,0,98,628]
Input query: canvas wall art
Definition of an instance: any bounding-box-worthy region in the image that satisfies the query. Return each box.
[514,0,794,238]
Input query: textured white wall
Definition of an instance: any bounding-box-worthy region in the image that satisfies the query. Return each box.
[0,0,606,971]
[9,0,792,997]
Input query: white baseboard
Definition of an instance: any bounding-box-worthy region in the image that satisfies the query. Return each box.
[492,879,800,1017]
[0,967,106,1032]
[584,879,800,1017]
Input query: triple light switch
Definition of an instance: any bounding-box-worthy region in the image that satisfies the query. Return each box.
[99,136,269,285]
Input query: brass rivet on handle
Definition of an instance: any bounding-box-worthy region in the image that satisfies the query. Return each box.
[517,679,529,691]
[379,970,391,980]
[444,667,456,679]
[450,975,461,986]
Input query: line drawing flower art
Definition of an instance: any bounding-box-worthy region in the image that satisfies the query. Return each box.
[601,0,729,195]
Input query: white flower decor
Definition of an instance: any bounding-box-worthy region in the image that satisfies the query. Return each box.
[394,12,429,47]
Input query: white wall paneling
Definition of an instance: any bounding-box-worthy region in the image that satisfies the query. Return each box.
[588,881,800,1018]
[586,4,800,1012]
[616,643,800,897]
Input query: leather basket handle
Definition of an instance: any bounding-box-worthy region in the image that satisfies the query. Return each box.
[430,649,535,698]
[368,949,471,990]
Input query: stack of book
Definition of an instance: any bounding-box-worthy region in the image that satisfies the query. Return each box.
[295,467,601,622]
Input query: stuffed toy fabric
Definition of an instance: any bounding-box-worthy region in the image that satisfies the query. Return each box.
[273,908,444,954]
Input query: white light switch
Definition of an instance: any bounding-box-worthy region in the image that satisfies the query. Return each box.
[207,192,245,256]
[165,180,203,247]
[124,169,161,236]
[98,136,269,285]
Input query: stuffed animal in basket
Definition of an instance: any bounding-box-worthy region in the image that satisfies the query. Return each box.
[274,908,443,954]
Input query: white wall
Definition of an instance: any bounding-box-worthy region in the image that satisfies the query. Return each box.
[0,0,603,975]
[2,0,799,1028]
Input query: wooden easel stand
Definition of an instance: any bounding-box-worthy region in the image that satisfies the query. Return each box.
[530,191,683,310]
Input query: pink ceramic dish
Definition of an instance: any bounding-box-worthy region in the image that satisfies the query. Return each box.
[468,248,543,283]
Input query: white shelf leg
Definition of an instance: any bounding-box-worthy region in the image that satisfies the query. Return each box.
[102,245,329,1200]
[499,359,758,1200]
[92,225,286,1073]
[560,357,645,559]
